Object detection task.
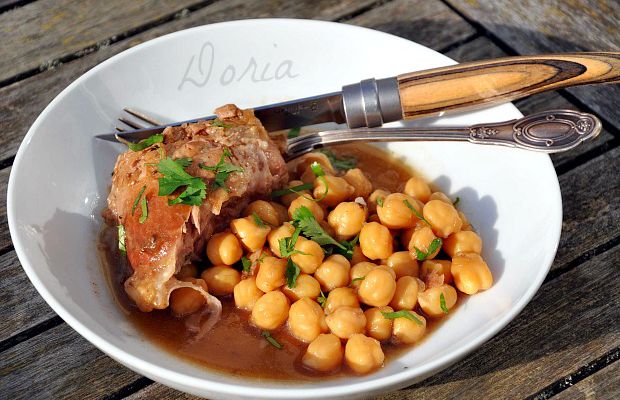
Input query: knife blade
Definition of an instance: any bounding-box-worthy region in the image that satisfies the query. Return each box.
[97,52,619,143]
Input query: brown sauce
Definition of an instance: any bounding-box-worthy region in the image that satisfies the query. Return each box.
[99,143,464,381]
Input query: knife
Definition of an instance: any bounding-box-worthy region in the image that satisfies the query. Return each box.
[96,52,619,142]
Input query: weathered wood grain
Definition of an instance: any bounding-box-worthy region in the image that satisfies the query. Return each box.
[0,323,141,399]
[0,0,209,84]
[552,360,620,400]
[446,0,620,129]
[125,243,620,399]
[346,0,476,51]
[0,250,56,342]
[0,0,389,164]
[445,37,616,170]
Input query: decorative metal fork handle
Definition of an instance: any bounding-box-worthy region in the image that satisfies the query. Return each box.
[285,110,601,161]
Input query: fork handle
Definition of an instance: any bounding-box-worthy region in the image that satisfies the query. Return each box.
[396,52,620,119]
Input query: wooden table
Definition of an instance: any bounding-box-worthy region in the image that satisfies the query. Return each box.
[1,1,618,398]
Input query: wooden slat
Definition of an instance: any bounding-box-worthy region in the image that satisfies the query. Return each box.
[0,0,208,84]
[0,0,383,164]
[445,0,620,129]
[346,0,476,51]
[444,37,616,170]
[552,361,620,400]
[0,323,141,399]
[3,146,616,398]
[0,250,56,342]
[126,242,620,399]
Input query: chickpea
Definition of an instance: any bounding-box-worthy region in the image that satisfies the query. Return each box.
[294,152,335,176]
[251,291,290,330]
[350,245,370,265]
[201,266,240,296]
[418,284,458,317]
[288,297,328,343]
[300,166,319,184]
[386,251,419,279]
[429,191,452,204]
[270,202,289,226]
[458,210,472,231]
[324,287,360,314]
[243,200,280,226]
[325,306,366,339]
[233,277,264,311]
[170,279,208,316]
[206,232,243,266]
[255,256,287,292]
[364,306,394,341]
[443,230,482,258]
[423,200,462,238]
[368,189,390,214]
[177,263,198,279]
[313,175,355,207]
[267,223,295,257]
[350,261,376,288]
[420,259,453,284]
[357,268,396,307]
[404,176,431,203]
[302,334,343,372]
[291,237,324,274]
[407,225,440,259]
[343,168,373,199]
[230,216,271,252]
[319,219,337,238]
[451,253,493,294]
[344,334,384,374]
[389,276,421,310]
[376,193,421,229]
[281,274,321,302]
[288,196,325,221]
[392,311,427,344]
[359,222,393,260]
[328,202,367,240]
[315,255,351,291]
[280,180,312,207]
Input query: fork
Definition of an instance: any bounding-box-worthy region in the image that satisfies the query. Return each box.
[112,108,601,161]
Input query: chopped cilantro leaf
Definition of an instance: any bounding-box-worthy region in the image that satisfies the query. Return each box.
[117,224,126,255]
[291,206,346,250]
[381,310,423,326]
[157,157,206,206]
[319,149,356,171]
[335,234,359,260]
[413,238,443,261]
[139,195,148,224]
[131,186,146,216]
[453,196,460,206]
[126,134,163,152]
[211,119,232,128]
[351,276,365,284]
[278,226,306,258]
[440,293,449,314]
[377,197,384,207]
[404,199,429,225]
[252,212,266,228]
[310,162,329,202]
[288,127,301,138]
[317,290,327,307]
[270,183,313,198]
[261,331,283,349]
[241,256,251,273]
[199,148,244,192]
[285,259,301,288]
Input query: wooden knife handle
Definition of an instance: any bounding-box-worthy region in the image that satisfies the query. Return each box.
[397,52,620,119]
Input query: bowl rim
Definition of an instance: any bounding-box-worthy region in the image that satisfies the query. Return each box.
[7,18,562,398]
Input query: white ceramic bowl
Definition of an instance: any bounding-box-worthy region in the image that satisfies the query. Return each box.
[7,19,561,399]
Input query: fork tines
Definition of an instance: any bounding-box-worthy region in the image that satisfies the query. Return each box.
[115,108,163,132]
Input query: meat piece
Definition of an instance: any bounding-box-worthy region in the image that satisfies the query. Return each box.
[105,105,288,327]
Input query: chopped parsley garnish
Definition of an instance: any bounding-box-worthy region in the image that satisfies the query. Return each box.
[199,148,244,192]
[335,234,359,260]
[157,157,206,206]
[440,293,449,314]
[117,224,126,255]
[126,133,163,152]
[291,206,346,251]
[131,186,146,216]
[404,199,429,225]
[278,227,305,258]
[319,149,357,171]
[139,195,148,224]
[413,238,443,261]
[317,290,327,307]
[285,258,301,288]
[211,119,232,128]
[270,182,313,198]
[252,212,266,228]
[241,256,251,273]
[377,197,384,207]
[288,127,301,138]
[453,196,460,206]
[381,310,423,326]
[310,161,329,202]
[261,331,283,349]
[351,276,365,284]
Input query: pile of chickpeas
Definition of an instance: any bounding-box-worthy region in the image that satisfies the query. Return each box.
[169,151,493,375]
